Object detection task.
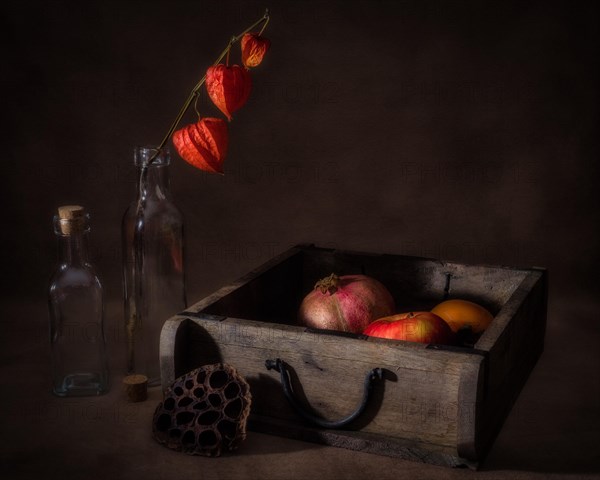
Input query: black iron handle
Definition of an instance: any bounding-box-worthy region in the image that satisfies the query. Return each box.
[265,358,383,429]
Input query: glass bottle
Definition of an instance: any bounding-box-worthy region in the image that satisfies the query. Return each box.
[122,146,186,386]
[48,205,109,396]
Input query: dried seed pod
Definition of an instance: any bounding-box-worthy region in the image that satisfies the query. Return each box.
[152,363,252,456]
[205,64,252,121]
[241,32,271,68]
[172,117,228,174]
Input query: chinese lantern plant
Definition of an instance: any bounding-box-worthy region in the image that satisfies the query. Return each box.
[128,10,271,373]
[149,9,271,173]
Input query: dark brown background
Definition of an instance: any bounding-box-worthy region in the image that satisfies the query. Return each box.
[5,0,599,303]
[3,1,599,479]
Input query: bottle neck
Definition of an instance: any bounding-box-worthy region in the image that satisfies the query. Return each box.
[136,163,171,201]
[57,231,90,266]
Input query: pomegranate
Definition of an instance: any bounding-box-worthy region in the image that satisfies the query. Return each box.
[298,273,395,334]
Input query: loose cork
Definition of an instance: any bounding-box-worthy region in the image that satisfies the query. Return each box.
[57,205,86,235]
[123,374,148,402]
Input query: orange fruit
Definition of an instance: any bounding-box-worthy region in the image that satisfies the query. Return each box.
[431,299,493,334]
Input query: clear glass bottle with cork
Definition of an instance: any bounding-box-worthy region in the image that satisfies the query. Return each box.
[48,205,109,396]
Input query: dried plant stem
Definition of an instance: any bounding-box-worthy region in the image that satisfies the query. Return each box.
[150,8,269,166]
[259,15,270,35]
[127,9,270,376]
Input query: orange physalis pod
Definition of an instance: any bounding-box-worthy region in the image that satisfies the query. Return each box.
[241,32,271,68]
[205,64,252,121]
[172,118,228,174]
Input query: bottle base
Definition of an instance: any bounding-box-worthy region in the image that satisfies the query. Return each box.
[147,376,161,388]
[53,373,108,397]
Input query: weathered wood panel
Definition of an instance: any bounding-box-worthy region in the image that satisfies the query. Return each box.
[193,244,530,325]
[457,353,486,460]
[160,245,546,468]
[162,315,489,451]
[474,269,547,459]
[299,245,528,313]
[187,246,304,324]
[248,414,476,468]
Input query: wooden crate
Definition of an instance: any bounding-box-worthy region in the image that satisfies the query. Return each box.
[160,244,547,468]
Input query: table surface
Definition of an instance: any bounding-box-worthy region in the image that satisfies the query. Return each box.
[2,293,599,480]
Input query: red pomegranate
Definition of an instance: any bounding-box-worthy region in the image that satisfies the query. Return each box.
[298,273,395,334]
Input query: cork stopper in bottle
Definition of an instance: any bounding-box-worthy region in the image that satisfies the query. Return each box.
[57,205,86,235]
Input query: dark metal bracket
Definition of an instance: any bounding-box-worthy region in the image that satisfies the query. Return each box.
[265,358,383,429]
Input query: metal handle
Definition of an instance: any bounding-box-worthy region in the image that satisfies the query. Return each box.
[265,358,383,429]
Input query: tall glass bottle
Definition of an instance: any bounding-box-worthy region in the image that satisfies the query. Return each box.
[122,146,186,386]
[48,205,109,396]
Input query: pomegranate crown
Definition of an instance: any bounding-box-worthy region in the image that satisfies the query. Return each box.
[314,273,340,295]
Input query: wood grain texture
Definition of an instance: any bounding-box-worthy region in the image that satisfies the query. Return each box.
[248,414,477,468]
[163,315,489,450]
[456,354,485,460]
[475,269,547,458]
[159,245,547,468]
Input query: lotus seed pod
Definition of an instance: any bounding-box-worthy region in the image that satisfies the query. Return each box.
[152,363,252,456]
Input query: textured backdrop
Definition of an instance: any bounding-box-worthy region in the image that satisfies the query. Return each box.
[3,1,600,478]
[6,0,598,305]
